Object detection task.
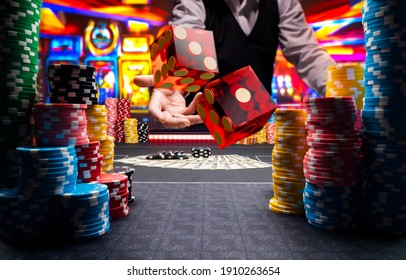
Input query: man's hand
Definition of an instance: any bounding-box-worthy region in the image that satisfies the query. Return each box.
[132,75,203,129]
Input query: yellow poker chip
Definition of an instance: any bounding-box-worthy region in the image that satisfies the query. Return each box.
[272,182,305,193]
[275,110,306,118]
[272,168,303,179]
[273,144,308,152]
[272,150,306,161]
[272,159,303,169]
[269,198,305,215]
[274,138,307,146]
[272,173,306,184]
[272,159,305,168]
[275,126,307,133]
[272,172,304,183]
[272,180,305,191]
[272,193,303,205]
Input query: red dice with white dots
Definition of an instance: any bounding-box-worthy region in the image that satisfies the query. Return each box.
[150,25,219,92]
[196,66,277,149]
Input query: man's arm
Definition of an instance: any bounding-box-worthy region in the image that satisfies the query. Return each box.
[277,0,336,96]
[168,0,206,29]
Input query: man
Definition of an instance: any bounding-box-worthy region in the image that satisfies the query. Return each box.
[133,0,336,128]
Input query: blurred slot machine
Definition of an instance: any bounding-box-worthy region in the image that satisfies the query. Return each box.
[84,21,120,104]
[37,37,50,103]
[118,35,152,113]
[45,35,83,103]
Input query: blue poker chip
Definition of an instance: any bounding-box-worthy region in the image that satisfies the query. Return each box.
[61,182,109,199]
[71,222,110,239]
[16,146,76,156]
[305,211,357,231]
[19,159,78,169]
[54,182,110,239]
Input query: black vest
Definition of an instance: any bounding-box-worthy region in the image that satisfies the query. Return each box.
[203,0,280,92]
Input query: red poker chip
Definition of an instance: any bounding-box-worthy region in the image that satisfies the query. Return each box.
[110,208,129,220]
[305,105,356,111]
[109,196,129,207]
[306,148,360,158]
[37,138,89,147]
[303,162,357,176]
[98,173,128,184]
[110,205,128,216]
[304,96,355,103]
[305,177,358,188]
[306,136,359,145]
[304,171,358,184]
[306,124,355,131]
[306,140,359,149]
[307,131,359,140]
[110,204,128,213]
[110,193,129,202]
[304,157,357,168]
[109,191,128,200]
[305,151,359,160]
[105,184,127,192]
[76,148,100,157]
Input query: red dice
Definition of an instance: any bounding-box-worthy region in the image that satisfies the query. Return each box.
[150,25,219,92]
[196,66,277,149]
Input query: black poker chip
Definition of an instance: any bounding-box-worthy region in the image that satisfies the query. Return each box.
[191,147,211,158]
[47,63,99,105]
[146,151,189,160]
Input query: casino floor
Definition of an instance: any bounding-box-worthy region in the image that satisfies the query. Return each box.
[1,142,405,260]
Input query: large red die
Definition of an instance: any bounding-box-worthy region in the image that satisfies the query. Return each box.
[197,66,277,149]
[150,25,219,92]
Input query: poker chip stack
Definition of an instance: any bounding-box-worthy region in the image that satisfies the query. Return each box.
[0,0,42,187]
[269,107,307,215]
[255,125,267,144]
[0,188,53,242]
[33,103,89,147]
[235,135,257,145]
[86,105,108,141]
[266,121,275,144]
[105,98,118,138]
[116,99,131,143]
[86,105,115,172]
[75,141,103,183]
[100,136,115,172]
[115,165,135,204]
[96,173,130,220]
[191,147,211,158]
[124,118,139,143]
[303,97,363,230]
[138,121,149,142]
[54,182,110,239]
[16,146,78,197]
[47,64,99,105]
[361,0,406,235]
[326,63,365,130]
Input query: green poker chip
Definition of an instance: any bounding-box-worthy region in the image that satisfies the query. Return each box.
[0,47,38,58]
[0,13,40,25]
[0,77,37,86]
[0,63,39,73]
[2,70,38,79]
[0,5,41,16]
[0,26,39,36]
[3,0,42,10]
[0,30,39,40]
[1,21,39,31]
[1,85,37,92]
[2,17,40,27]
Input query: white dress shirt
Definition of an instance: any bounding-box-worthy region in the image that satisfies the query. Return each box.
[168,0,336,95]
